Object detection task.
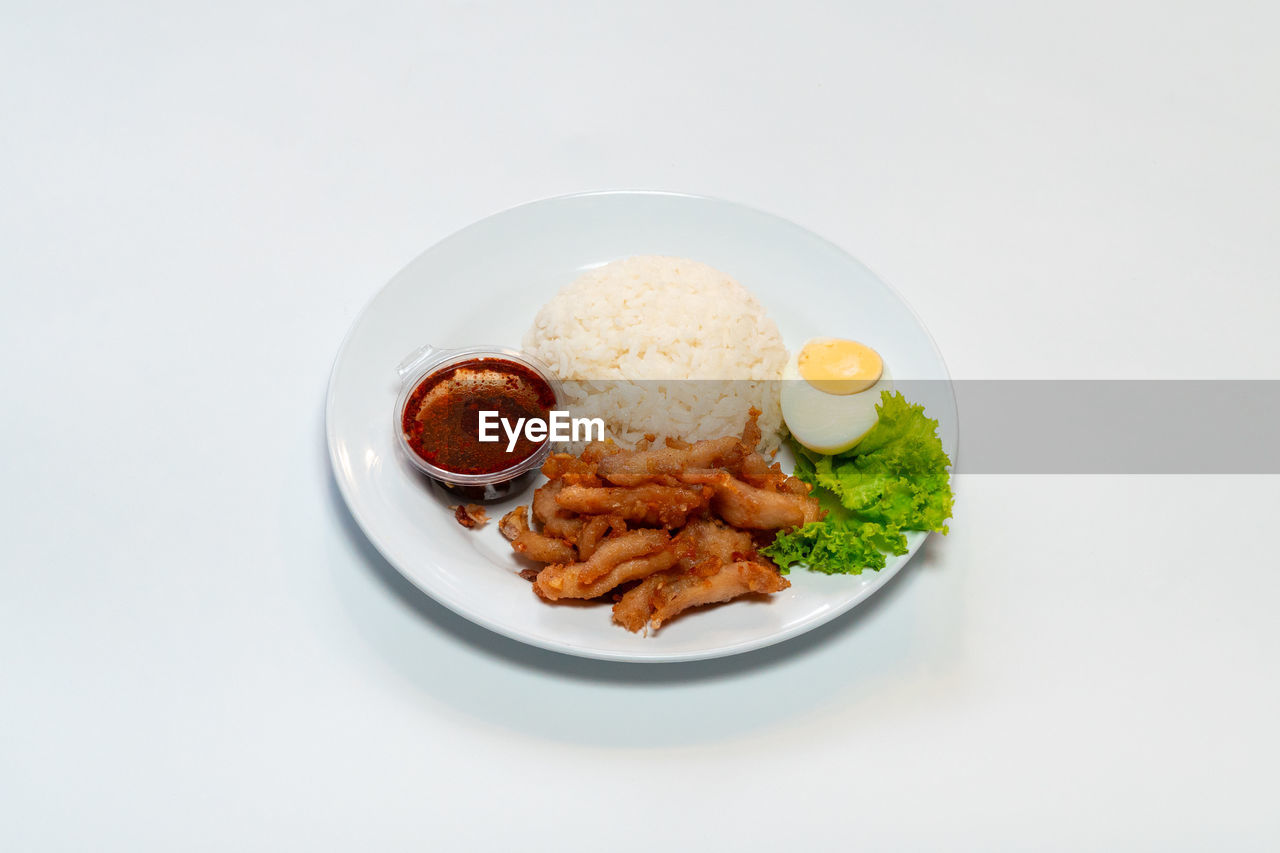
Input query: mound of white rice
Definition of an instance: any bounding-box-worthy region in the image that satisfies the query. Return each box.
[523,256,788,450]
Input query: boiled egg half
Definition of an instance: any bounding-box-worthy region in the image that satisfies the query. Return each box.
[781,338,893,454]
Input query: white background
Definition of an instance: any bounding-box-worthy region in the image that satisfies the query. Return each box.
[3,1,1278,850]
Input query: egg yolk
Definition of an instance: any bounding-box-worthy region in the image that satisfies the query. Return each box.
[798,338,883,395]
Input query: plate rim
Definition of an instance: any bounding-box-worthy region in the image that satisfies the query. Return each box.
[325,188,955,663]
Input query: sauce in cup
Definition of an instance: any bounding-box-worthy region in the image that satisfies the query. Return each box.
[401,357,555,475]
[394,346,561,500]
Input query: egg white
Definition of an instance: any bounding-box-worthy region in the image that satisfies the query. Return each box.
[781,351,894,454]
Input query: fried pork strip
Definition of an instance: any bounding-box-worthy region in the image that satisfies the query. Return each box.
[735,453,810,494]
[499,407,803,632]
[536,550,678,601]
[541,453,602,487]
[678,469,824,529]
[612,560,791,633]
[499,505,576,564]
[555,483,712,528]
[575,515,626,560]
[532,480,585,540]
[739,407,762,451]
[533,529,671,600]
[595,435,744,487]
[671,518,759,569]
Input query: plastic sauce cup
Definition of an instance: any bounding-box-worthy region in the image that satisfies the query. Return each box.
[394,344,562,501]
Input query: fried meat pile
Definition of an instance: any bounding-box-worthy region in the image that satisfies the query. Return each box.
[499,411,824,633]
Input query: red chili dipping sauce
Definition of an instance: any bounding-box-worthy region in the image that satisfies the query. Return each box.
[400,358,556,476]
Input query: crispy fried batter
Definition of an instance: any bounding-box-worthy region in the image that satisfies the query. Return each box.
[577,529,670,584]
[499,410,803,633]
[534,529,670,600]
[740,406,763,452]
[595,435,744,487]
[499,505,577,564]
[541,453,602,487]
[535,534,676,601]
[451,504,488,529]
[575,515,627,560]
[612,559,791,633]
[734,451,812,496]
[672,518,759,570]
[679,469,824,529]
[555,483,712,528]
[498,506,528,540]
[533,480,585,540]
[581,441,619,465]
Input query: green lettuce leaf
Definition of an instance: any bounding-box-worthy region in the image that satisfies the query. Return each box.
[763,519,908,575]
[762,391,953,575]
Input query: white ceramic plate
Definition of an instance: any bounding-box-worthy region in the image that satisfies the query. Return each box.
[327,191,956,662]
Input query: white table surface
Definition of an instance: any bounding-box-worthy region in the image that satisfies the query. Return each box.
[3,2,1278,850]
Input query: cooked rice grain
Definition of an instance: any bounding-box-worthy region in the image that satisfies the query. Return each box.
[523,256,788,451]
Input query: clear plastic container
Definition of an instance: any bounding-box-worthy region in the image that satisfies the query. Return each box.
[394,344,562,501]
